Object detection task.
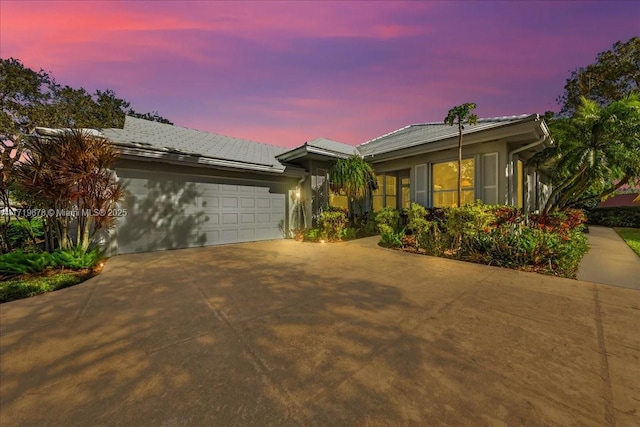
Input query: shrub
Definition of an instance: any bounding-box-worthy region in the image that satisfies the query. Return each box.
[0,247,102,276]
[0,218,44,252]
[585,206,640,228]
[318,207,348,241]
[407,203,429,236]
[0,251,54,275]
[341,227,358,240]
[50,247,102,270]
[357,217,378,237]
[446,202,495,255]
[303,228,322,242]
[395,203,589,278]
[375,207,401,235]
[380,227,405,248]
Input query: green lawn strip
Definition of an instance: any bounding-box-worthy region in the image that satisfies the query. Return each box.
[0,269,95,303]
[614,227,640,257]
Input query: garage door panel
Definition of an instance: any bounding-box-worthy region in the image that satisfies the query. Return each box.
[256,213,271,223]
[239,228,255,240]
[256,198,270,208]
[222,197,238,208]
[116,172,286,254]
[201,196,219,209]
[240,198,255,208]
[222,229,238,241]
[241,213,255,223]
[222,213,238,224]
[202,213,219,226]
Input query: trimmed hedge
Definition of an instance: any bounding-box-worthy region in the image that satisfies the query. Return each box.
[586,207,640,228]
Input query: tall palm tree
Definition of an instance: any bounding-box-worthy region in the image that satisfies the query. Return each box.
[444,103,478,207]
[537,95,640,212]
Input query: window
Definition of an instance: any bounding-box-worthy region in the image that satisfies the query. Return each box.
[432,159,475,207]
[400,176,411,209]
[372,172,409,211]
[329,189,349,210]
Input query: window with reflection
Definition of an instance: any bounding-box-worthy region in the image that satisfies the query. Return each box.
[432,159,475,207]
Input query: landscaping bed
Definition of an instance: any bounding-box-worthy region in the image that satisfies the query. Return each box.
[376,203,589,279]
[0,267,100,303]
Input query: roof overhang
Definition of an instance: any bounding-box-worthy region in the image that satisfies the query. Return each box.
[276,144,354,164]
[362,115,553,164]
[32,127,305,178]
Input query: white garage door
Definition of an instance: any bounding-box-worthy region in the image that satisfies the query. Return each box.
[115,173,286,254]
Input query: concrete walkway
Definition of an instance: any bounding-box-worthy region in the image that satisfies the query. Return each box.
[1,238,639,426]
[578,226,640,289]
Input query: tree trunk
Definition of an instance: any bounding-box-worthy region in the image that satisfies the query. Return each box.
[542,165,588,214]
[457,121,463,208]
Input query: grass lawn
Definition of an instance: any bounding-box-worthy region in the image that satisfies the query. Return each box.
[614,227,640,257]
[0,269,97,303]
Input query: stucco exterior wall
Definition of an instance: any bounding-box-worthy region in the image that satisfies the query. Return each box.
[369,140,510,208]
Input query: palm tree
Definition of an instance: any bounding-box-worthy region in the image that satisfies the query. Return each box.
[536,95,640,213]
[328,155,377,223]
[444,103,478,207]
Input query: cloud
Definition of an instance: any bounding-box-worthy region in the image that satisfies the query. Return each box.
[1,1,638,146]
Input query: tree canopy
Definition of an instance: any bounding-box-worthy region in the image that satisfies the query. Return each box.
[535,95,640,212]
[0,57,172,145]
[558,37,639,115]
[328,155,377,220]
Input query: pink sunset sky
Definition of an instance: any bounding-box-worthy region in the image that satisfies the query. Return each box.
[1,1,638,148]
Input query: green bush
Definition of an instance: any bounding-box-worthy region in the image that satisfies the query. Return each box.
[0,218,44,252]
[446,202,495,252]
[586,207,640,228]
[318,207,348,241]
[303,228,322,242]
[375,207,401,236]
[380,227,405,248]
[50,247,102,269]
[357,218,378,237]
[0,271,94,303]
[385,202,589,278]
[0,247,102,275]
[341,227,358,240]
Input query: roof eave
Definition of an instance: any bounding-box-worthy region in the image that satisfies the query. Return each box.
[116,146,295,175]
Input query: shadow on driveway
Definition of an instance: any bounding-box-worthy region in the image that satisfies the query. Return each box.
[1,238,639,426]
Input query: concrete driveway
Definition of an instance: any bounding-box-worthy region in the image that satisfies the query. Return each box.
[1,237,639,426]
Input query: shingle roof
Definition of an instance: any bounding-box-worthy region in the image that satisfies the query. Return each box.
[356,114,537,157]
[305,137,358,156]
[101,116,290,171]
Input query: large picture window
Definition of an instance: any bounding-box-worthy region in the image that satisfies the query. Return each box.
[432,159,475,207]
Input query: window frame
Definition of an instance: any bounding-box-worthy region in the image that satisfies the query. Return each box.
[431,158,476,208]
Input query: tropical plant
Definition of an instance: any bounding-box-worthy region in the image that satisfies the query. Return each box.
[328,155,377,222]
[375,207,401,235]
[534,95,640,213]
[15,129,125,252]
[444,103,478,207]
[318,207,348,241]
